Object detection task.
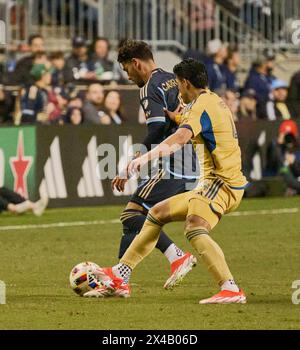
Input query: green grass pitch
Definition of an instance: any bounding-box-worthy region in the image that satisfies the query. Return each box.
[0,197,299,329]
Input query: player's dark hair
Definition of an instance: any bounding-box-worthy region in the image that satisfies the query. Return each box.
[28,34,43,46]
[117,40,154,63]
[173,58,208,89]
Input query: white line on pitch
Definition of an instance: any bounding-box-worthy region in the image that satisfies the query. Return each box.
[228,207,299,216]
[0,207,298,231]
[0,219,120,231]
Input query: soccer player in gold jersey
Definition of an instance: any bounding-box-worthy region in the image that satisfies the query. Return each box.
[85,59,249,304]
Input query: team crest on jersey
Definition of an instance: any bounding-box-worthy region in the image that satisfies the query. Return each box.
[142,99,149,110]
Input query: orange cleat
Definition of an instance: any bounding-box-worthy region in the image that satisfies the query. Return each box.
[84,267,131,298]
[83,285,113,298]
[164,252,197,290]
[199,289,246,304]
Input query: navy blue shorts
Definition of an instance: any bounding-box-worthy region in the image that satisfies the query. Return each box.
[130,170,198,210]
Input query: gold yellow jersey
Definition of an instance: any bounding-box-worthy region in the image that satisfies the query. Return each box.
[179,89,248,189]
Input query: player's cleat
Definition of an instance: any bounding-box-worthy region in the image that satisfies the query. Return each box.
[83,285,113,298]
[32,196,49,216]
[88,267,131,298]
[199,289,246,304]
[113,283,131,298]
[164,252,197,290]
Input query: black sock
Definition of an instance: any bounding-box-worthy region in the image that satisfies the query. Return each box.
[118,210,173,259]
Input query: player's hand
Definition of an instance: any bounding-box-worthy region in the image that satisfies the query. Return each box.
[127,155,148,177]
[164,104,182,121]
[111,175,128,192]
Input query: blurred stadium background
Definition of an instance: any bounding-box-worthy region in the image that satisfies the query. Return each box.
[1,0,300,207]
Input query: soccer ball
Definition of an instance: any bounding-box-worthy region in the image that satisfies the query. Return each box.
[69,261,102,296]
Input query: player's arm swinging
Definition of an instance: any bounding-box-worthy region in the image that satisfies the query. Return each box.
[128,127,193,175]
[111,120,168,192]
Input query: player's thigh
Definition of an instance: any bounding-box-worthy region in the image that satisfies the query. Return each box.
[149,192,191,224]
[167,191,193,222]
[186,193,220,231]
[125,201,146,213]
[132,173,192,209]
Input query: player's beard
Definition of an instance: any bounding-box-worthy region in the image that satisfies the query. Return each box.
[181,93,190,104]
[136,80,145,88]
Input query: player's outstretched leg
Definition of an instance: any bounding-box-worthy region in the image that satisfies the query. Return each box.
[118,202,195,284]
[119,205,181,262]
[185,214,246,304]
[84,198,196,298]
[84,207,166,298]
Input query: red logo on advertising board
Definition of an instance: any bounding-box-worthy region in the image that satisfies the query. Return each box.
[9,131,33,198]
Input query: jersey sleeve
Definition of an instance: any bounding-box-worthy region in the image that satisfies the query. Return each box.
[140,84,167,125]
[179,102,204,137]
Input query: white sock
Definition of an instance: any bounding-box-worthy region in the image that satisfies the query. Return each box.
[164,243,184,264]
[112,263,132,284]
[221,279,239,293]
[14,200,32,214]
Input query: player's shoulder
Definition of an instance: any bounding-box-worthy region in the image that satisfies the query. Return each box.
[150,68,175,84]
[150,69,177,92]
[193,89,222,108]
[140,68,175,99]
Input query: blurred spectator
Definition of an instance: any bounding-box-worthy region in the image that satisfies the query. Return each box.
[0,85,14,124]
[12,34,45,85]
[20,64,52,123]
[82,83,110,124]
[287,70,300,118]
[205,39,228,91]
[68,96,83,110]
[64,37,95,82]
[263,49,276,79]
[104,90,125,124]
[49,51,66,87]
[277,121,300,195]
[223,47,240,91]
[90,37,115,80]
[220,89,239,121]
[266,120,299,176]
[237,89,257,121]
[47,90,68,123]
[64,107,83,125]
[281,148,300,196]
[244,54,275,105]
[262,79,291,121]
[33,51,48,65]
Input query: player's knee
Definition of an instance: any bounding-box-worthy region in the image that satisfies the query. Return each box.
[148,203,168,224]
[120,208,142,224]
[185,215,211,232]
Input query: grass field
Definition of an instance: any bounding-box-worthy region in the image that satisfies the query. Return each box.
[0,197,299,330]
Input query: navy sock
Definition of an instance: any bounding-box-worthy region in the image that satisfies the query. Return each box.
[118,210,173,259]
